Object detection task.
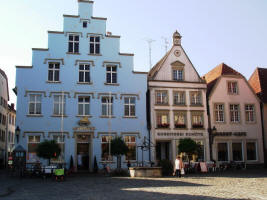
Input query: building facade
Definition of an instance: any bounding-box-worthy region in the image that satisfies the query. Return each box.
[0,68,9,168]
[7,104,16,155]
[15,0,148,171]
[148,31,209,164]
[248,67,267,165]
[204,64,264,165]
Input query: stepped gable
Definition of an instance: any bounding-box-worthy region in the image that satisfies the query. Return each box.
[249,67,267,103]
[203,63,243,97]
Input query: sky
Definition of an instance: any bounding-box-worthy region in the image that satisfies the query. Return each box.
[0,0,267,105]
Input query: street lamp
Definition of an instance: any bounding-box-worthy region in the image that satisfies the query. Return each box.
[15,126,21,143]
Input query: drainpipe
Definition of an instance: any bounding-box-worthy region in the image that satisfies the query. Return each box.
[260,102,266,167]
[146,90,151,164]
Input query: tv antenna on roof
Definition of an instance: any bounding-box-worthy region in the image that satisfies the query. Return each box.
[161,36,169,54]
[145,38,156,70]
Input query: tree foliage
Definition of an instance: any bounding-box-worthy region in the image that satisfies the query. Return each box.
[36,140,61,162]
[111,137,129,169]
[178,138,199,155]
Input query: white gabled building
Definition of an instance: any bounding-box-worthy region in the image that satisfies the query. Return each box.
[148,31,209,164]
[204,63,264,165]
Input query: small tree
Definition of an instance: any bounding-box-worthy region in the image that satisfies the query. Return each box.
[111,137,129,169]
[178,138,199,165]
[36,140,61,165]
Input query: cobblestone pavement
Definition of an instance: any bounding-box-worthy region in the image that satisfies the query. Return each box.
[1,169,267,200]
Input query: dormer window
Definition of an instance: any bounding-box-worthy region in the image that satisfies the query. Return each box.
[228,81,238,94]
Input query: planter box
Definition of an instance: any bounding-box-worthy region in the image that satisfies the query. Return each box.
[129,167,162,177]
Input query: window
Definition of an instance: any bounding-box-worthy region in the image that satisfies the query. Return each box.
[89,36,100,54]
[124,136,136,160]
[174,112,186,128]
[156,112,169,128]
[52,135,65,159]
[214,104,224,122]
[173,91,185,105]
[78,97,90,116]
[190,91,202,105]
[217,143,228,161]
[12,115,14,125]
[79,64,90,83]
[155,91,168,105]
[9,114,11,124]
[53,95,66,115]
[106,65,117,84]
[245,104,255,122]
[195,141,204,162]
[247,142,257,161]
[2,115,6,125]
[173,69,183,81]
[83,21,87,28]
[228,81,238,94]
[68,34,79,53]
[101,136,113,161]
[124,97,136,117]
[48,63,60,82]
[191,112,203,128]
[101,97,113,116]
[0,113,2,124]
[230,104,240,123]
[29,94,42,115]
[27,135,40,161]
[0,130,5,142]
[232,142,243,161]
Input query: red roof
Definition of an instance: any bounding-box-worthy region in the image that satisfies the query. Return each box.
[249,67,267,103]
[203,63,243,97]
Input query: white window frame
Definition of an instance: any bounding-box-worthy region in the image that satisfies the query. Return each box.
[78,64,90,83]
[48,63,60,82]
[155,91,168,105]
[27,135,41,161]
[190,91,202,105]
[173,69,183,81]
[101,135,114,161]
[156,112,169,128]
[89,36,100,54]
[173,91,185,105]
[191,112,204,128]
[214,103,224,122]
[53,95,66,115]
[124,97,136,117]
[78,96,90,116]
[228,81,238,94]
[28,94,42,115]
[101,96,113,116]
[230,104,240,123]
[106,65,117,84]
[245,104,255,123]
[68,34,79,53]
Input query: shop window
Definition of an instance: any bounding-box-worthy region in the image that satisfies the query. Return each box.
[232,142,243,161]
[27,135,41,162]
[247,142,257,161]
[124,136,136,160]
[217,143,228,161]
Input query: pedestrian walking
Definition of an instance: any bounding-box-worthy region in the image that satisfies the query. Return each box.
[174,156,183,178]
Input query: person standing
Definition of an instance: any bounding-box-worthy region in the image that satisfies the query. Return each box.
[174,156,183,177]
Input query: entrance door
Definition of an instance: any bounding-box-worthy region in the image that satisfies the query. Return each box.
[77,143,90,171]
[156,141,170,161]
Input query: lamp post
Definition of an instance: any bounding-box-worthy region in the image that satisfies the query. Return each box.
[15,126,21,144]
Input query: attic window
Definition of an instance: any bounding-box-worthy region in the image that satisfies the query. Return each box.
[83,21,87,28]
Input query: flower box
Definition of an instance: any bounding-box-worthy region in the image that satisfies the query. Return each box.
[175,124,186,128]
[157,123,170,128]
[192,124,203,128]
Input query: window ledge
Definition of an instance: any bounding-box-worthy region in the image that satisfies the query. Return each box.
[76,115,92,118]
[100,115,116,118]
[155,104,169,106]
[173,104,187,107]
[88,53,102,56]
[156,128,171,130]
[104,83,119,86]
[51,115,68,118]
[66,52,81,55]
[191,127,205,130]
[123,116,137,119]
[173,128,188,130]
[77,82,93,85]
[190,104,203,107]
[46,81,61,84]
[27,114,43,117]
[229,121,241,124]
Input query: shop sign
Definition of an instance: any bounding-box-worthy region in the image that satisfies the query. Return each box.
[157,132,203,137]
[213,132,246,137]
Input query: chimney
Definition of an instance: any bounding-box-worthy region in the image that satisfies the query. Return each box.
[78,0,94,19]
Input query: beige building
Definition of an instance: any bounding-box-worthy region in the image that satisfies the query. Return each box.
[7,103,16,155]
[148,31,209,164]
[204,64,264,165]
[248,67,267,166]
[0,68,9,168]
